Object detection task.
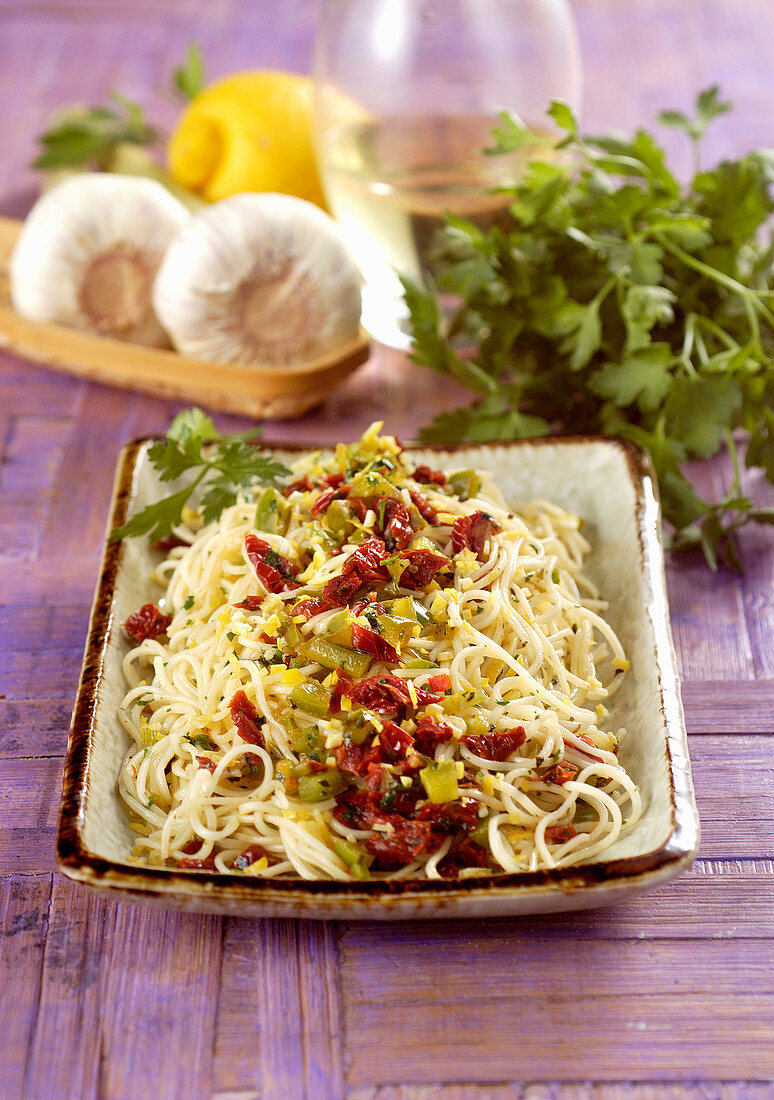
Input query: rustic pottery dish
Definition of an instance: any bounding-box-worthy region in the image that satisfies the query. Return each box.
[0,215,370,419]
[58,436,700,919]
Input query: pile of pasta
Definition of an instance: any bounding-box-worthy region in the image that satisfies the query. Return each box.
[119,424,641,881]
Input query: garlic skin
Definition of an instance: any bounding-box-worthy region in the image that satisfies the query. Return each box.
[10,174,190,346]
[152,192,362,367]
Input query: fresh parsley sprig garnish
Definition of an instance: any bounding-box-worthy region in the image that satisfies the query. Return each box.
[33,42,205,171]
[110,408,291,543]
[33,94,157,171]
[405,87,774,569]
[172,42,206,102]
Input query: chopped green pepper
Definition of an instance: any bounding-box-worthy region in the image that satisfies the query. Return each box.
[348,470,400,500]
[290,726,322,755]
[419,759,460,803]
[325,499,354,538]
[330,837,359,864]
[376,613,416,648]
[289,679,333,718]
[332,837,373,878]
[388,595,431,627]
[470,819,491,850]
[255,486,290,534]
[320,609,352,646]
[297,768,347,802]
[300,637,371,678]
[447,470,481,501]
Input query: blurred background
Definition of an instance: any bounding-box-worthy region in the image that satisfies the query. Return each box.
[2,0,774,219]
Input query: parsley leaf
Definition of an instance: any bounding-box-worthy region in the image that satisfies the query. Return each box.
[406,88,774,569]
[590,344,675,412]
[33,93,156,170]
[110,408,291,542]
[173,42,206,101]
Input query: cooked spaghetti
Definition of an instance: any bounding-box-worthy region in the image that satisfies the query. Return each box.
[118,424,641,880]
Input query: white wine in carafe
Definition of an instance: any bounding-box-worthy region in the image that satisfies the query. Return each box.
[320,114,553,294]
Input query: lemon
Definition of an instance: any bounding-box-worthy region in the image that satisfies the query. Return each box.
[167,70,326,207]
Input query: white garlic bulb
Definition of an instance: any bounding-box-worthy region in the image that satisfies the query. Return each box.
[152,192,362,367]
[10,174,190,346]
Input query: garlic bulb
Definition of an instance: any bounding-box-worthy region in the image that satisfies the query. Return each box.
[10,174,190,346]
[152,192,362,366]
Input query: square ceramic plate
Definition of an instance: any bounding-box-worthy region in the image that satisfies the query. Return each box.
[57,436,700,919]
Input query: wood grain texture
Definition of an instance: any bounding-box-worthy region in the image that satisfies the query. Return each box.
[0,875,51,1100]
[213,918,344,1100]
[98,904,222,1100]
[1,2,774,1097]
[339,934,774,1084]
[345,1087,774,1100]
[24,876,113,1100]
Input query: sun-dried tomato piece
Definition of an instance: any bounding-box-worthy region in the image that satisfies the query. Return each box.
[228,689,266,749]
[322,573,361,607]
[414,797,480,831]
[461,726,526,761]
[234,595,265,611]
[364,819,437,868]
[292,596,333,620]
[409,489,439,524]
[412,715,454,757]
[347,495,370,521]
[345,674,441,716]
[196,756,216,773]
[542,761,580,785]
[311,483,351,517]
[351,623,399,664]
[310,486,338,516]
[451,511,501,561]
[350,595,386,616]
[333,788,376,829]
[399,548,450,590]
[244,533,301,594]
[284,475,314,496]
[437,837,492,878]
[152,534,189,552]
[323,537,391,606]
[381,498,414,550]
[233,843,271,870]
[413,464,447,487]
[379,721,414,762]
[348,537,391,580]
[334,736,383,778]
[573,734,605,761]
[177,840,217,870]
[124,603,172,644]
[321,471,346,488]
[545,824,578,844]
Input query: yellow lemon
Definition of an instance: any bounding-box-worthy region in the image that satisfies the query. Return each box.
[167,70,326,207]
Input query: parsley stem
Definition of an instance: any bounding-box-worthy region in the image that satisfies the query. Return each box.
[695,314,741,351]
[694,326,709,368]
[660,238,774,342]
[679,312,696,370]
[724,428,743,498]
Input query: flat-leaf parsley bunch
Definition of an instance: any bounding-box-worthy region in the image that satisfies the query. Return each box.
[405,88,774,568]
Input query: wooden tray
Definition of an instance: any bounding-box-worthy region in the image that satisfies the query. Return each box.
[0,215,370,419]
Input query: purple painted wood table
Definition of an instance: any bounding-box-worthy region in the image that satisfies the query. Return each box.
[1,2,773,1096]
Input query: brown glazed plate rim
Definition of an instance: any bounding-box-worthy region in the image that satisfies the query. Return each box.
[57,434,700,916]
